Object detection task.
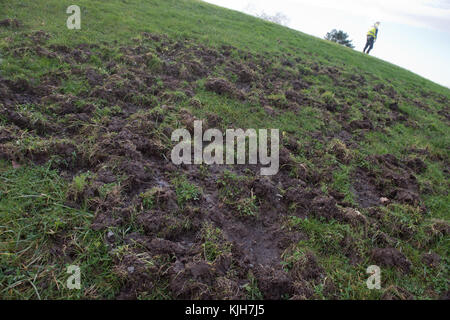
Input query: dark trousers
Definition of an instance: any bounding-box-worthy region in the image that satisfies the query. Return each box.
[363,36,375,54]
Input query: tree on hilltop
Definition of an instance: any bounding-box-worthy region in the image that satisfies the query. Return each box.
[325,29,355,49]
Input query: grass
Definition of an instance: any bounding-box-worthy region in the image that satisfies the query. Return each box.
[331,164,356,205]
[0,160,121,299]
[0,0,448,300]
[286,215,448,299]
[172,175,201,208]
[1,0,448,95]
[200,222,231,263]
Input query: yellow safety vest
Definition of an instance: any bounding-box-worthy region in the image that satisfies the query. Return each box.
[367,27,377,39]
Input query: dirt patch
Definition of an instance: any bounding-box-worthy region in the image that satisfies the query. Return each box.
[222,221,282,267]
[349,119,374,131]
[291,251,324,281]
[254,265,293,299]
[405,157,427,174]
[0,18,21,28]
[372,154,422,206]
[422,252,441,268]
[381,286,414,300]
[352,167,381,208]
[205,77,244,100]
[352,153,423,208]
[371,248,411,273]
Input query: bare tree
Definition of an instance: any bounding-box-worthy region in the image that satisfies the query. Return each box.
[256,11,290,26]
[243,3,290,27]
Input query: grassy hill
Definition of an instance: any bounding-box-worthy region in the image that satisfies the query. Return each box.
[0,0,448,300]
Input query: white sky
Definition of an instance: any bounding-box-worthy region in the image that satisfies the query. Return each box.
[203,0,450,88]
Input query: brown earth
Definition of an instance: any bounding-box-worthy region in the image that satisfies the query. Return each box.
[0,28,446,299]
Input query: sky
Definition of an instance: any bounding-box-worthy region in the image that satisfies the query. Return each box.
[203,0,450,88]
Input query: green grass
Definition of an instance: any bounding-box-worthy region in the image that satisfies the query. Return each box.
[2,0,449,94]
[0,161,121,299]
[286,215,448,299]
[0,0,448,300]
[200,222,231,263]
[172,175,201,208]
[331,164,356,205]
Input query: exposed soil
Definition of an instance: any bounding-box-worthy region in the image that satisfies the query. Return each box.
[0,26,447,300]
[371,248,412,273]
[351,153,425,209]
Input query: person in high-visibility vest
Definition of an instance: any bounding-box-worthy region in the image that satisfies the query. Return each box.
[363,22,380,54]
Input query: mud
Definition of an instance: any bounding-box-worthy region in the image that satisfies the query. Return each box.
[351,153,424,208]
[0,28,446,300]
[205,78,245,100]
[421,252,441,268]
[381,286,414,300]
[371,248,411,273]
[0,18,21,28]
[352,168,381,208]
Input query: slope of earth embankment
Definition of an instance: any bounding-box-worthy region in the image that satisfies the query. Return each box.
[0,0,449,299]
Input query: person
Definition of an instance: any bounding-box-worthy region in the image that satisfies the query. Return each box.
[363,22,380,54]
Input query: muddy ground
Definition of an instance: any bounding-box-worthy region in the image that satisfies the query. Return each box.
[0,26,449,299]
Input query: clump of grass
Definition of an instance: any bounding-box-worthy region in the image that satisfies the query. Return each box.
[98,182,119,199]
[200,222,231,262]
[217,170,243,202]
[328,138,353,164]
[321,91,336,105]
[95,105,122,118]
[236,194,258,217]
[331,164,355,205]
[243,272,263,300]
[267,93,288,108]
[379,204,424,241]
[68,171,92,203]
[172,175,201,207]
[145,52,162,72]
[217,170,259,217]
[139,187,164,210]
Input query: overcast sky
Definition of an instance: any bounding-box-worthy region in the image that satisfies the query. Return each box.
[203,0,450,88]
